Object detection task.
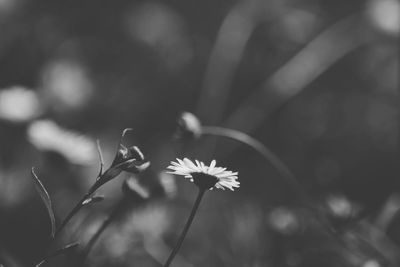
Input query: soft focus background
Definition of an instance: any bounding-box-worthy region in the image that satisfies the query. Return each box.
[0,0,399,266]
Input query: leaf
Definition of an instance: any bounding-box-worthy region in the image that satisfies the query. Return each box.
[31,168,56,238]
[96,139,104,178]
[35,242,79,267]
[82,195,105,206]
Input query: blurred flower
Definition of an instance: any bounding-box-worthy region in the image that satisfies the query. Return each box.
[122,177,151,203]
[27,119,97,164]
[0,86,42,123]
[129,204,170,238]
[363,259,381,267]
[326,194,353,219]
[158,172,177,198]
[268,207,299,235]
[167,158,239,191]
[367,0,400,36]
[41,59,93,112]
[175,111,202,140]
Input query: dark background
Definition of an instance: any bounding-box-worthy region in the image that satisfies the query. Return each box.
[0,0,398,266]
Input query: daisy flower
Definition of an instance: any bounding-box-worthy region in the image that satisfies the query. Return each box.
[167,158,239,191]
[163,158,239,267]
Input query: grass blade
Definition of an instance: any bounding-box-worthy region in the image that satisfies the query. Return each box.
[82,195,105,206]
[31,167,56,238]
[35,242,79,267]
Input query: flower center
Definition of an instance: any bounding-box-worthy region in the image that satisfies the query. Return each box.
[191,172,218,190]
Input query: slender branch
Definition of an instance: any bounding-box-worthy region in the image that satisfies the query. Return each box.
[163,189,206,267]
[202,126,308,201]
[35,243,79,267]
[55,182,100,237]
[79,200,125,265]
[201,125,337,236]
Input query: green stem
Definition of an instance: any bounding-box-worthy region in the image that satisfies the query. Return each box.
[163,189,205,267]
[35,243,79,267]
[79,199,125,265]
[201,126,310,206]
[201,126,338,236]
[55,182,100,237]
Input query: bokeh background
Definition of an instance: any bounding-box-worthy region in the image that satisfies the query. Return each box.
[0,0,399,266]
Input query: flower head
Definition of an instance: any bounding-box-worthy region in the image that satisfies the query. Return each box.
[98,129,150,185]
[111,144,150,173]
[166,158,239,191]
[100,144,150,183]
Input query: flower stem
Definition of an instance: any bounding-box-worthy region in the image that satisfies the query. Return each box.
[201,126,309,205]
[55,182,100,237]
[201,126,336,235]
[35,243,79,267]
[163,189,206,267]
[79,199,125,265]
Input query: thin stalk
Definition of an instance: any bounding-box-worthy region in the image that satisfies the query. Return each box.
[55,130,129,236]
[35,243,79,267]
[55,182,100,237]
[201,126,309,203]
[79,200,125,265]
[163,189,205,267]
[201,126,336,235]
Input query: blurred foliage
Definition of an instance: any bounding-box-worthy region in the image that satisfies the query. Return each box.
[0,0,399,266]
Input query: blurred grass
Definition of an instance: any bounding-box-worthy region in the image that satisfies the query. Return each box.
[0,0,399,266]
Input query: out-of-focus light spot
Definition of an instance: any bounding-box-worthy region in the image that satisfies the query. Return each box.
[125,2,192,71]
[123,177,151,200]
[268,207,299,234]
[365,101,397,150]
[27,120,97,165]
[130,204,170,237]
[363,259,381,267]
[326,194,352,218]
[0,0,19,14]
[0,86,41,123]
[105,230,131,258]
[41,60,93,111]
[158,172,177,198]
[367,0,400,36]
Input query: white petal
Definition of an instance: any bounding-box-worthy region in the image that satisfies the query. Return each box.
[183,158,199,172]
[216,172,238,178]
[215,183,225,190]
[195,160,202,169]
[208,160,216,174]
[210,167,227,175]
[200,161,208,173]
